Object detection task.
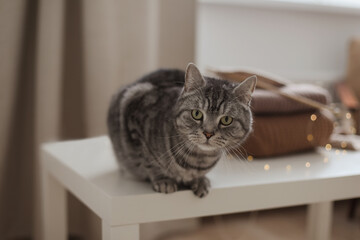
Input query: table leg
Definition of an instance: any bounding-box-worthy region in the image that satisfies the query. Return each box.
[41,170,67,240]
[306,201,333,240]
[102,221,140,240]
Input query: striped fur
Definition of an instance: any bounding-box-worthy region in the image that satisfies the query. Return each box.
[107,64,256,197]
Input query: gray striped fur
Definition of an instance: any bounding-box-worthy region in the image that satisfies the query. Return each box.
[107,63,256,197]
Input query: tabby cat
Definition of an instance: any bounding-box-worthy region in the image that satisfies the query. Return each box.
[107,63,256,197]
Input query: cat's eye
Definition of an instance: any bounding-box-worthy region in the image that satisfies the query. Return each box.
[220,116,233,126]
[191,109,203,120]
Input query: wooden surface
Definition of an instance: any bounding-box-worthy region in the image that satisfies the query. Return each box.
[42,136,360,226]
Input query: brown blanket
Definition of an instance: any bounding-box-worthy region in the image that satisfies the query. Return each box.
[252,85,331,114]
[211,68,334,158]
[241,111,334,158]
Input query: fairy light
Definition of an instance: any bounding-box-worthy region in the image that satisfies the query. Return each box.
[341,141,347,148]
[346,112,352,119]
[334,107,342,117]
[307,134,314,142]
[351,127,357,134]
[247,155,253,161]
[310,114,317,121]
[335,149,340,155]
[305,162,311,168]
[264,164,270,171]
[342,150,347,155]
[325,144,332,151]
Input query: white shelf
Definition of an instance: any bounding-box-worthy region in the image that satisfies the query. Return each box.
[42,136,360,225]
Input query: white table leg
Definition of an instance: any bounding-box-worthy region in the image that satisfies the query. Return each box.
[102,221,140,240]
[306,201,333,240]
[41,170,67,240]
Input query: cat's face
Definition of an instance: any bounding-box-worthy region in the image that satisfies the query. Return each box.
[175,64,256,152]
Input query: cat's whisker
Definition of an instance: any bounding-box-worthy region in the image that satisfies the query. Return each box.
[224,144,255,173]
[231,145,253,166]
[222,147,236,174]
[182,141,195,165]
[162,142,189,173]
[171,144,188,161]
[226,140,255,166]
[220,149,230,173]
[162,140,188,159]
[155,138,188,161]
[154,139,190,172]
[236,144,253,159]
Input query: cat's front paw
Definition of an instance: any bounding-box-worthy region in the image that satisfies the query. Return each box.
[152,179,178,194]
[191,177,210,198]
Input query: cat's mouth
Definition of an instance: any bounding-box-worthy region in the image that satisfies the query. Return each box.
[197,142,219,151]
[187,135,221,151]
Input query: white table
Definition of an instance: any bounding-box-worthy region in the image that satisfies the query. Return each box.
[40,136,360,240]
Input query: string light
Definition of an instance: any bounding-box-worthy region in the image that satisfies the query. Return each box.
[310,114,317,121]
[351,127,357,134]
[325,144,332,151]
[245,111,351,169]
[346,112,352,119]
[307,134,314,142]
[333,106,342,117]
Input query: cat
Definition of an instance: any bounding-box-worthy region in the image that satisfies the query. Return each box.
[107,63,256,198]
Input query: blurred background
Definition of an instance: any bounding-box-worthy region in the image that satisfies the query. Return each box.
[1,0,360,239]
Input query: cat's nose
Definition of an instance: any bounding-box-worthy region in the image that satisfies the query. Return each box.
[203,131,214,139]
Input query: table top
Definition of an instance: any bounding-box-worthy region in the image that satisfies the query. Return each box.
[42,136,360,225]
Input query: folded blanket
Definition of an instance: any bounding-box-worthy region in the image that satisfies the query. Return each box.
[240,111,334,158]
[252,85,330,114]
[211,68,334,158]
[211,68,331,114]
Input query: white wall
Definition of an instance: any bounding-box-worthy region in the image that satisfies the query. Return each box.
[157,0,196,68]
[196,0,360,83]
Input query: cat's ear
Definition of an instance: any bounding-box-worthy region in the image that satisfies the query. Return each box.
[233,75,257,104]
[184,63,205,92]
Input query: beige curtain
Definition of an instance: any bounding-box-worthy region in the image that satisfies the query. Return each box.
[0,0,195,239]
